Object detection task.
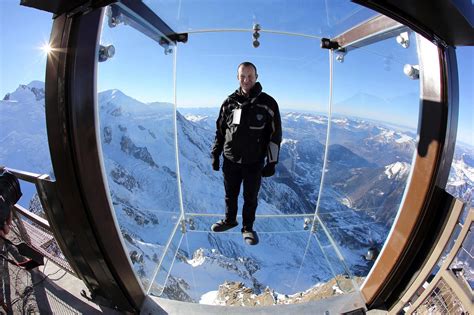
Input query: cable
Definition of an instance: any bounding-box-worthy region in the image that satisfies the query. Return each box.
[47,270,68,282]
[1,238,70,313]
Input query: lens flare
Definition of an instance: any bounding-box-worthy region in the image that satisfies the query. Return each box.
[41,42,53,54]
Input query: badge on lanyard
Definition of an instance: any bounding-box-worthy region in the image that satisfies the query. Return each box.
[232,108,242,125]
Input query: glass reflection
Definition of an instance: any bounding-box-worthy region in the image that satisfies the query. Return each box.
[98,1,425,306]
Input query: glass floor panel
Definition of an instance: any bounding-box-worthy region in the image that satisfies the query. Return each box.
[150,216,359,305]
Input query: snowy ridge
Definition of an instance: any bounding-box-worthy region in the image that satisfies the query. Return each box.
[384,162,411,180]
[3,81,45,102]
[447,151,474,204]
[0,81,51,205]
[184,114,209,123]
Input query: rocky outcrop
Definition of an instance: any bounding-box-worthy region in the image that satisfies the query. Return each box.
[103,126,112,144]
[120,135,157,168]
[110,164,140,192]
[211,276,365,306]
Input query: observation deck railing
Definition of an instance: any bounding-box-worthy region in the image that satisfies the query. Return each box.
[3,167,74,275]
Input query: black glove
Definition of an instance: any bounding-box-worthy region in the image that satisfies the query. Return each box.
[212,155,220,171]
[261,163,276,177]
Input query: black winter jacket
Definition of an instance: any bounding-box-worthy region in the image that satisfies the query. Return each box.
[212,82,282,165]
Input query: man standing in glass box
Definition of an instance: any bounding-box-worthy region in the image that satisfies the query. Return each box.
[210,62,282,246]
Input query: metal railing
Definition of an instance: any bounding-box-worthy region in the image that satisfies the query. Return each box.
[391,202,473,314]
[3,167,75,275]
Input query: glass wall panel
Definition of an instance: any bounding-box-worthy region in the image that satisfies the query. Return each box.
[176,32,329,216]
[143,0,376,38]
[97,7,180,288]
[446,46,474,217]
[320,30,420,280]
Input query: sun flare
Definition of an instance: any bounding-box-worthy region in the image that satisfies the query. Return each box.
[41,42,53,54]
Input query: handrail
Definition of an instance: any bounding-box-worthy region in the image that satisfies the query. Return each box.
[2,167,50,183]
[403,207,473,313]
[14,204,50,230]
[2,166,76,275]
[390,197,465,312]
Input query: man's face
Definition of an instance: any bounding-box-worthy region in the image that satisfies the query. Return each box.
[238,65,258,95]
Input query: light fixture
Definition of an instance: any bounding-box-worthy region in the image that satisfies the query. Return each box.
[403,64,420,80]
[396,32,410,48]
[363,247,379,261]
[98,44,115,62]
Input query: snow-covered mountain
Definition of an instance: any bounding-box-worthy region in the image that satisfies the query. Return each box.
[2,81,473,305]
[446,145,474,203]
[0,81,51,174]
[0,81,52,206]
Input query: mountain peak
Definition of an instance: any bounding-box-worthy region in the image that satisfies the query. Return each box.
[26,80,45,90]
[3,81,45,102]
[99,89,127,101]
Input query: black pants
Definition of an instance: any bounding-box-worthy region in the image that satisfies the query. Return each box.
[223,158,263,231]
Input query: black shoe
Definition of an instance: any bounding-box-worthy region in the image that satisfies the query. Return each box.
[242,229,259,245]
[211,219,238,232]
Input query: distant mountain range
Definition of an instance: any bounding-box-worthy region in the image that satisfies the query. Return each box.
[1,82,472,305]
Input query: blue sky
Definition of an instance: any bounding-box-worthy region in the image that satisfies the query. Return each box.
[0,1,472,144]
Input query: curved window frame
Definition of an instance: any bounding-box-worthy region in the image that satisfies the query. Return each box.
[44,1,182,311]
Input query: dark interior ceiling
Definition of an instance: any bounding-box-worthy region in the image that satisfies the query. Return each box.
[22,0,474,47]
[354,0,474,46]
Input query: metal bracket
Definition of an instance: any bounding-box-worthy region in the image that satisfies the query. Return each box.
[303,217,313,231]
[320,38,340,50]
[180,217,195,233]
[106,5,124,28]
[159,39,174,55]
[335,48,347,63]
